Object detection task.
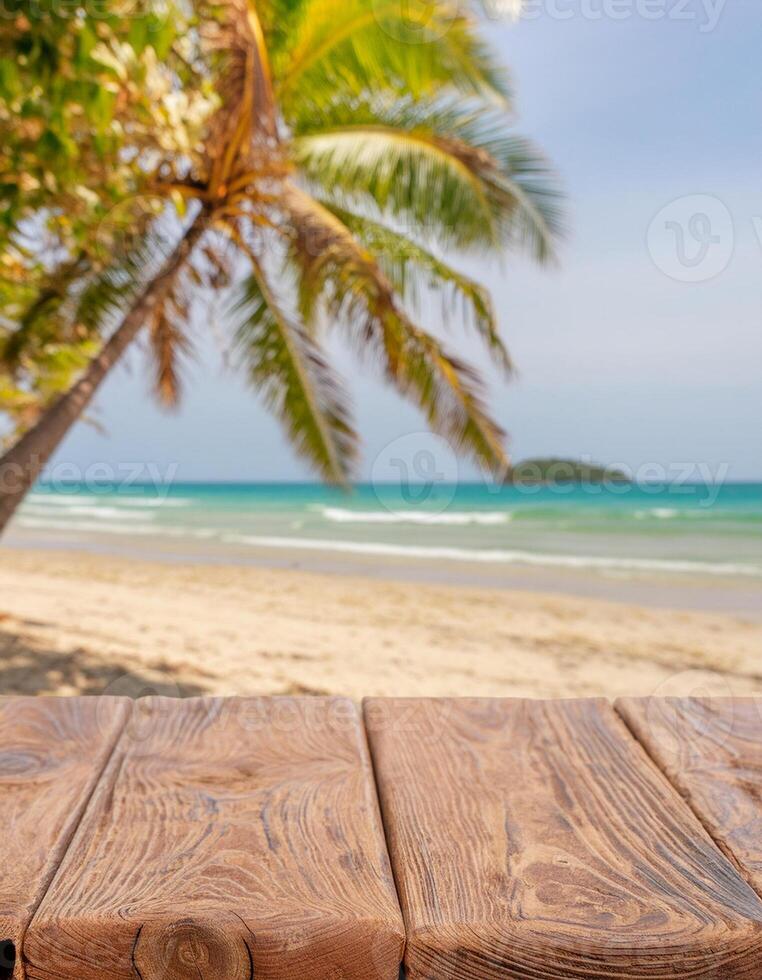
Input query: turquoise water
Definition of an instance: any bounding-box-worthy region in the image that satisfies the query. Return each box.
[9,480,762,580]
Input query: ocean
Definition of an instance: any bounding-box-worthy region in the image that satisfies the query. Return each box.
[7,480,762,585]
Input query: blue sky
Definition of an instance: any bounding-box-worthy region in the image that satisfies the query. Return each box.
[55,0,762,482]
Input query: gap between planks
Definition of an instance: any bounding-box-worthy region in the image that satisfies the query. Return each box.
[3,699,132,980]
[613,699,758,894]
[21,697,406,980]
[616,697,762,907]
[365,697,762,980]
[18,709,131,980]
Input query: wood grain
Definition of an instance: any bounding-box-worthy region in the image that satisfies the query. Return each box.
[24,696,404,980]
[0,696,130,980]
[364,697,762,979]
[618,697,762,895]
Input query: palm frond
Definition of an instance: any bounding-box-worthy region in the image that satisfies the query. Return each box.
[1,253,91,370]
[1,231,159,373]
[231,255,358,483]
[148,287,193,408]
[75,249,154,336]
[281,185,507,472]
[274,0,511,117]
[66,217,186,358]
[293,97,564,259]
[388,318,508,472]
[323,203,512,372]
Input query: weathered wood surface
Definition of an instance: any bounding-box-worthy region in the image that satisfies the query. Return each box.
[365,697,762,979]
[618,697,762,894]
[24,696,404,980]
[0,697,130,980]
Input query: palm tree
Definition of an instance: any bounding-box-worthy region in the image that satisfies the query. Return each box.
[0,0,562,532]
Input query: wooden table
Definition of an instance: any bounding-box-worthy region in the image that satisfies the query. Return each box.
[2,696,762,979]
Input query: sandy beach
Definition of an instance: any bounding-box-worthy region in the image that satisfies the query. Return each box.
[1,547,761,701]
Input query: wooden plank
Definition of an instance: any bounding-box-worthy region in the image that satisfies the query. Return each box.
[25,696,404,980]
[0,696,130,980]
[364,697,762,979]
[618,697,762,894]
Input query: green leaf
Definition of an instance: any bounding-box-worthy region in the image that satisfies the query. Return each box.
[232,263,358,485]
[323,204,512,372]
[293,97,564,259]
[281,185,508,472]
[275,0,511,118]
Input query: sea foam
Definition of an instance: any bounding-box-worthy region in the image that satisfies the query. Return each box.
[318,506,511,526]
[223,534,762,578]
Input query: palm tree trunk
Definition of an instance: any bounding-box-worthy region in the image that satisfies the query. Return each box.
[0,211,208,535]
